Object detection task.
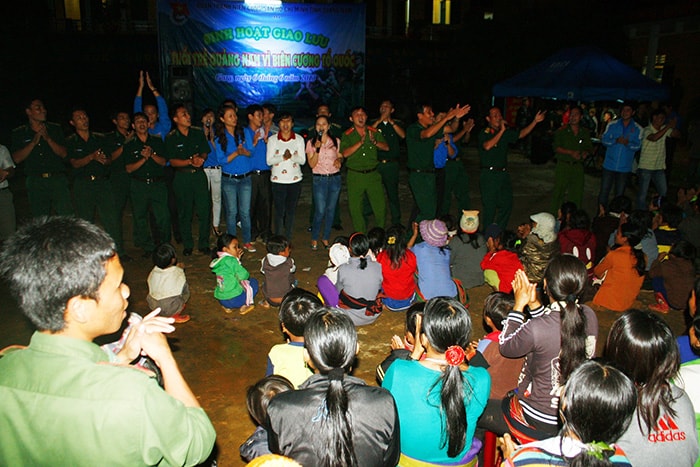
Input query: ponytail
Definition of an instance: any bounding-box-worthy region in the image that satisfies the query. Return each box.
[304,310,359,467]
[438,364,468,457]
[543,255,589,383]
[323,369,356,467]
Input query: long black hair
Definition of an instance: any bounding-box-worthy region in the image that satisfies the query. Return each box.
[615,222,646,276]
[304,309,358,467]
[561,361,637,467]
[215,103,244,153]
[544,254,590,383]
[604,309,680,435]
[313,115,338,149]
[421,297,473,457]
[348,233,370,270]
[383,225,408,269]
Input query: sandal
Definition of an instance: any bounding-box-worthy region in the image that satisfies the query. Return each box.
[239,304,255,315]
[311,241,319,251]
[322,240,330,249]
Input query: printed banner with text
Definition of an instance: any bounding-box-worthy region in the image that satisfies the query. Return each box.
[158,1,366,119]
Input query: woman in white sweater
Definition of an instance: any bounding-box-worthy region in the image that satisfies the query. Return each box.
[266,111,306,239]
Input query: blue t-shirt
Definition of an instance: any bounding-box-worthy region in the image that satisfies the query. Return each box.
[382,359,491,463]
[412,242,457,299]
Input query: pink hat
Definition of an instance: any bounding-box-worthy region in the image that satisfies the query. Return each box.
[419,219,448,247]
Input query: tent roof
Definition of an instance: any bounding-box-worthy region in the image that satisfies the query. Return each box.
[492,46,669,102]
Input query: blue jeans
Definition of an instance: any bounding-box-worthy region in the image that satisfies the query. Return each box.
[271,182,302,239]
[221,175,252,243]
[598,168,629,210]
[636,168,667,209]
[311,174,342,241]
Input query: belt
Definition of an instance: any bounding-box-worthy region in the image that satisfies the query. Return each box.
[222,171,251,179]
[175,167,202,174]
[83,174,106,182]
[251,169,271,175]
[0,187,8,191]
[204,165,221,169]
[446,157,462,162]
[313,172,341,177]
[408,168,435,174]
[132,175,164,184]
[347,167,377,174]
[481,166,507,172]
[379,159,397,164]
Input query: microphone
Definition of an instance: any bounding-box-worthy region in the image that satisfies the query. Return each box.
[316,130,324,153]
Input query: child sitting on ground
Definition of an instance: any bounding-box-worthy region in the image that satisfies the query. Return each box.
[266,288,324,388]
[408,219,458,301]
[146,243,191,323]
[316,238,350,307]
[336,232,383,326]
[260,235,297,308]
[367,226,386,261]
[648,240,697,313]
[376,224,417,311]
[375,302,426,384]
[239,375,294,463]
[468,292,524,400]
[210,234,258,315]
[654,203,684,255]
[480,224,524,294]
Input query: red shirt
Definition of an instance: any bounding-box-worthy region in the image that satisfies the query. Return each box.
[480,250,524,293]
[377,249,417,300]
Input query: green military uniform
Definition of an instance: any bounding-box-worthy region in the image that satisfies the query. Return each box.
[104,130,132,251]
[66,131,123,252]
[406,122,437,222]
[550,124,593,214]
[375,120,403,226]
[441,151,471,217]
[477,127,520,230]
[10,122,72,217]
[165,126,211,250]
[124,134,170,253]
[340,126,387,233]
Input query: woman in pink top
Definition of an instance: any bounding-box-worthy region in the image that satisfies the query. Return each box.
[306,115,342,250]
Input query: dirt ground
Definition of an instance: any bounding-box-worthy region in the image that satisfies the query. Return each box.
[0,144,691,466]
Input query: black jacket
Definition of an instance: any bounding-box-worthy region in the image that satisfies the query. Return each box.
[267,374,401,466]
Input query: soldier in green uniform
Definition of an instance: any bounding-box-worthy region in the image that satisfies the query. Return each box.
[104,110,133,259]
[477,106,545,230]
[550,106,593,214]
[438,117,475,217]
[339,107,388,233]
[125,112,170,257]
[10,98,72,217]
[406,103,470,223]
[165,104,212,256]
[66,108,123,256]
[372,99,405,227]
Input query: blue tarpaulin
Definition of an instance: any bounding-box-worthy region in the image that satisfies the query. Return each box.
[492,46,669,102]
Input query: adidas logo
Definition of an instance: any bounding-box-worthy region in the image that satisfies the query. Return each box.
[647,414,687,443]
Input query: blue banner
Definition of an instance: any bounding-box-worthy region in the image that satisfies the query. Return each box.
[158,1,366,119]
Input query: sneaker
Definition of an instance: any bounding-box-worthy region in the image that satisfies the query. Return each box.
[243,242,257,253]
[197,247,210,255]
[183,248,193,256]
[171,313,191,323]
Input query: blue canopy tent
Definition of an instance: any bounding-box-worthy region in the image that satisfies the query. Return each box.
[492,46,669,102]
